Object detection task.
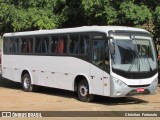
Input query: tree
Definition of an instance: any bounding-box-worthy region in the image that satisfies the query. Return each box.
[154,6,160,42]
[82,0,117,25]
[119,1,152,26]
[0,0,58,32]
[0,0,160,42]
[53,0,85,28]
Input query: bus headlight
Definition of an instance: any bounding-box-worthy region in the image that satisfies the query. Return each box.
[111,76,126,87]
[110,76,127,96]
[151,77,158,86]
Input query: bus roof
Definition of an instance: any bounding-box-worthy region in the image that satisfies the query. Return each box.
[3,26,149,37]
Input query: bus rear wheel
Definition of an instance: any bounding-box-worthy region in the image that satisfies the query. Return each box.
[78,79,94,102]
[22,73,33,92]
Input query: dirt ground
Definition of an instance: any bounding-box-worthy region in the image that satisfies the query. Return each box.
[0,74,160,119]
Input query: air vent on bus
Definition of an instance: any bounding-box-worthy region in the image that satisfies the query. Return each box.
[128,84,150,88]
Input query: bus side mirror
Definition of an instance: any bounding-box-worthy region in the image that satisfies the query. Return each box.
[109,42,115,55]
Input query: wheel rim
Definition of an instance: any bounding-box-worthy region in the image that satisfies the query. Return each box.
[79,85,88,97]
[23,77,30,89]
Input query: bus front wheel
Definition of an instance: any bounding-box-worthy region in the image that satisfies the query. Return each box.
[22,73,33,92]
[78,79,94,102]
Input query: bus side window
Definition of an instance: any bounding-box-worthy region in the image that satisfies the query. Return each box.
[25,37,33,53]
[55,35,67,54]
[4,37,20,54]
[9,38,13,53]
[41,36,49,53]
[69,34,79,54]
[21,37,27,53]
[3,37,10,53]
[55,38,64,53]
[69,34,89,55]
[14,38,20,53]
[92,40,105,69]
[35,36,44,54]
[50,35,59,54]
[79,34,89,55]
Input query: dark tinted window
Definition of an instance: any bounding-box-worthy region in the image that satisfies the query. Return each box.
[13,38,20,53]
[21,37,33,53]
[35,36,49,54]
[69,34,79,54]
[3,37,20,53]
[54,35,68,54]
[69,34,89,55]
[79,34,89,54]
[3,37,10,53]
[50,35,59,54]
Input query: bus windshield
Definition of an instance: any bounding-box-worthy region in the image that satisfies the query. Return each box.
[111,34,157,73]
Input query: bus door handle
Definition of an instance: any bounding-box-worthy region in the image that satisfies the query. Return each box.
[65,73,68,75]
[90,76,95,79]
[41,71,44,73]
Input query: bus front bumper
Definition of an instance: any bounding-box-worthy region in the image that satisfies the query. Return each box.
[110,77,158,97]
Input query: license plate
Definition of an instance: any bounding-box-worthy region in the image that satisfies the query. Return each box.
[136,88,144,93]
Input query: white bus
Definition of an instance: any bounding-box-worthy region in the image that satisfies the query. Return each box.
[2,26,158,102]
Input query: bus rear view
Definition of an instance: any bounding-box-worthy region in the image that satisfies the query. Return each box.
[108,30,158,97]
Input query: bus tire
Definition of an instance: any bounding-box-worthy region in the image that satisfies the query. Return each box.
[78,79,94,102]
[22,73,33,92]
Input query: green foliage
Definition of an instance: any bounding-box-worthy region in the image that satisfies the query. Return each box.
[154,6,160,26]
[82,0,117,25]
[153,6,160,40]
[27,8,57,30]
[53,0,85,27]
[53,0,67,25]
[1,0,160,41]
[0,0,58,32]
[119,1,152,26]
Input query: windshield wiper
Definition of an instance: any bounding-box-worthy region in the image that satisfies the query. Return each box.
[127,50,136,72]
[146,58,152,72]
[128,39,152,72]
[128,38,140,72]
[128,52,141,72]
[145,48,152,72]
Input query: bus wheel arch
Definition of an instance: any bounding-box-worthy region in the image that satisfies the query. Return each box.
[74,75,94,102]
[21,70,33,92]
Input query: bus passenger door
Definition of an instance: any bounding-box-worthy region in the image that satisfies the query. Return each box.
[90,40,106,95]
